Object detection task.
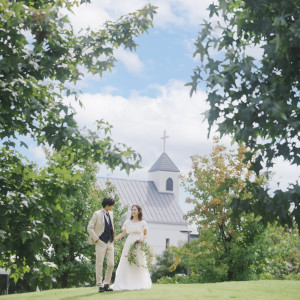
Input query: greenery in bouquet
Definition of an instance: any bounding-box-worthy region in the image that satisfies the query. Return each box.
[126,240,154,269]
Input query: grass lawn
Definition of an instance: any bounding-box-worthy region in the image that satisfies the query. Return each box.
[1,281,299,300]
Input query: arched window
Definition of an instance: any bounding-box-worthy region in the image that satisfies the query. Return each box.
[166,178,173,191]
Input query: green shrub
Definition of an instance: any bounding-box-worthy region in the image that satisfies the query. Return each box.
[151,249,187,283]
[157,273,204,284]
[283,273,300,281]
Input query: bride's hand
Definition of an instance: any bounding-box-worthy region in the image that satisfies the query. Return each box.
[137,238,143,243]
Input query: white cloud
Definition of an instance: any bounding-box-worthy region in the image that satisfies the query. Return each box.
[65,77,300,191]
[244,43,265,60]
[115,49,144,73]
[270,158,300,191]
[64,79,218,181]
[67,2,111,32]
[68,0,213,33]
[68,0,149,32]
[28,145,47,165]
[153,0,212,29]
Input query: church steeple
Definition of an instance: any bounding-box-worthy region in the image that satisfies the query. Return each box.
[149,152,180,173]
[148,131,180,202]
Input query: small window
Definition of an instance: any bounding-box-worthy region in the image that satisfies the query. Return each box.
[166,178,173,191]
[166,238,170,249]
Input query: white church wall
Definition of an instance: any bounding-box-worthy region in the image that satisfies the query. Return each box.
[147,222,189,256]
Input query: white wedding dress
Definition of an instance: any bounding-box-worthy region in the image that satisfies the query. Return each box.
[112,219,152,291]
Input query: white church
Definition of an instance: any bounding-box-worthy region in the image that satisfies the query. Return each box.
[98,133,190,255]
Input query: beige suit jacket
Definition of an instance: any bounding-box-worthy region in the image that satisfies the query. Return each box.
[87,209,114,245]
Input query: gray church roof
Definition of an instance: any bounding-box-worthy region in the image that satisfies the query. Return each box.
[148,152,180,173]
[98,177,187,225]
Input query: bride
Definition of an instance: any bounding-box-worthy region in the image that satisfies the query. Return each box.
[112,204,152,291]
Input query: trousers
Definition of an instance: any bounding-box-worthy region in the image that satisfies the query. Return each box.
[95,240,114,287]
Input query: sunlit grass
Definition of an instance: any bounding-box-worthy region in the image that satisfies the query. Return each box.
[1,281,300,300]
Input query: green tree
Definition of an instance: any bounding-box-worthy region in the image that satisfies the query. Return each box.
[177,138,268,281]
[1,0,156,168]
[3,149,129,292]
[150,248,187,283]
[39,154,99,290]
[41,159,128,290]
[0,0,156,287]
[0,149,56,288]
[187,0,300,228]
[253,225,300,280]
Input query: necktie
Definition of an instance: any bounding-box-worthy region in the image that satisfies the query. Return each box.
[106,213,110,224]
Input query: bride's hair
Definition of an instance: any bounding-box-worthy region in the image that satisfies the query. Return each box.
[131,204,143,221]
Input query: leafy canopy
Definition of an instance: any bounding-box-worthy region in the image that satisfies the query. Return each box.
[0,0,156,286]
[1,0,156,171]
[187,0,300,228]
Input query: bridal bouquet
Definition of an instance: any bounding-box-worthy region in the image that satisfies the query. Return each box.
[126,240,153,269]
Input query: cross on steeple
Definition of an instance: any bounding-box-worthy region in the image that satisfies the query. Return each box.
[161,130,169,153]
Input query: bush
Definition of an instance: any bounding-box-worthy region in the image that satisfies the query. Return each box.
[157,273,203,284]
[283,274,300,281]
[151,249,187,283]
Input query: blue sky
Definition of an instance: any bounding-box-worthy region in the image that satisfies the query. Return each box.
[78,20,204,97]
[28,0,299,213]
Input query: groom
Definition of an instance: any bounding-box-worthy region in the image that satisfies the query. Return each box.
[87,197,115,293]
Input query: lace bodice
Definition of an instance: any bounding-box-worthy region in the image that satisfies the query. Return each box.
[122,219,148,234]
